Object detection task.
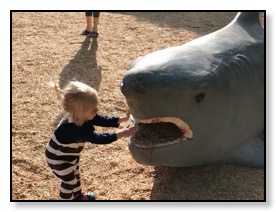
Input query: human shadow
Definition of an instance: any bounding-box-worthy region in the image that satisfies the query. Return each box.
[59,37,101,90]
[53,37,102,127]
[150,165,264,200]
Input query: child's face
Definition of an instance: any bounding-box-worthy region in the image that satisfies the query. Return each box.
[83,105,98,121]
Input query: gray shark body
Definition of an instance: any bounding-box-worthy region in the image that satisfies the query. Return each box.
[121,12,264,168]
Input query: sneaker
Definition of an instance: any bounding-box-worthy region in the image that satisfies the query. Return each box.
[80,30,91,35]
[81,192,96,200]
[87,31,99,37]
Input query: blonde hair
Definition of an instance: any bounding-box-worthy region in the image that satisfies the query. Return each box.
[51,81,99,125]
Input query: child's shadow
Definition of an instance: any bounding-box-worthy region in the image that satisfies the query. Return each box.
[54,37,102,127]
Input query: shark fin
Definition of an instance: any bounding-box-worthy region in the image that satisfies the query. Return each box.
[234,12,261,24]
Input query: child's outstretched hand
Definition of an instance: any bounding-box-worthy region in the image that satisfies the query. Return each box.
[116,125,139,139]
[118,110,131,124]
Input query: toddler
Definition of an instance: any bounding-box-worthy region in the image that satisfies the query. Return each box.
[45,81,138,200]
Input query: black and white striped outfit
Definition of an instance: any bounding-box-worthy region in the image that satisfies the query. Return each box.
[45,114,119,200]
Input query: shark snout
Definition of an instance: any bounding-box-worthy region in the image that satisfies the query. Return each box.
[120,75,148,96]
[121,69,171,98]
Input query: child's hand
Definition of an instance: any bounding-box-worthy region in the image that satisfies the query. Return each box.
[125,110,130,120]
[116,125,139,139]
[118,110,131,124]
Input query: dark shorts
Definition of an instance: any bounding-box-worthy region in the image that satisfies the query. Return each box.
[85,12,100,17]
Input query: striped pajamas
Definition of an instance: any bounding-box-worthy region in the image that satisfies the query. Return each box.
[45,114,119,200]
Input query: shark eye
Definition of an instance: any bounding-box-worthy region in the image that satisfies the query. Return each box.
[195,93,205,103]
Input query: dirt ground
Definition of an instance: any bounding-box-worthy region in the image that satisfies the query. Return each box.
[12,12,264,201]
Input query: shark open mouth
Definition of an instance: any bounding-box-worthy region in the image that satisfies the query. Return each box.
[130,117,193,148]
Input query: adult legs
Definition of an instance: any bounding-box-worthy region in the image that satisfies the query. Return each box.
[92,12,100,33]
[82,11,100,36]
[85,12,93,32]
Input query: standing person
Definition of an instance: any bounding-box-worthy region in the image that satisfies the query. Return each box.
[45,81,138,200]
[81,12,100,37]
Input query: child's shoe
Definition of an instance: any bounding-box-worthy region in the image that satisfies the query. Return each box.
[74,192,96,201]
[81,192,96,200]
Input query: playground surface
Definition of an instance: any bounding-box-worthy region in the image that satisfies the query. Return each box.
[12,12,264,200]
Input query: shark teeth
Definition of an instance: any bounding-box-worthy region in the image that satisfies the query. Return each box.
[137,117,193,139]
[129,116,193,148]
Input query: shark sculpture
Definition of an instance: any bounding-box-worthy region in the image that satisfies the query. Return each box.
[121,12,264,168]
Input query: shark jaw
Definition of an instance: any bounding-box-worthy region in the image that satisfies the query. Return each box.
[130,117,193,148]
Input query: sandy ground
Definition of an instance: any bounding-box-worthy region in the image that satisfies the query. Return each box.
[12,12,264,200]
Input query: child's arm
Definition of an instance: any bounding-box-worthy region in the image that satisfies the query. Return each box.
[80,125,139,144]
[86,114,119,127]
[117,110,130,124]
[87,111,130,127]
[116,125,139,139]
